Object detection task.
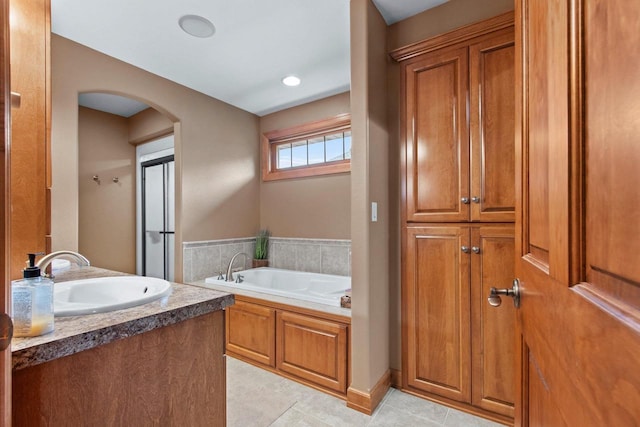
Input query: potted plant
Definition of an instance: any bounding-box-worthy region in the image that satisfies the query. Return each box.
[252,229,270,268]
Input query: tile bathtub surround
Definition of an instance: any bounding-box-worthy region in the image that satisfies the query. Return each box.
[269,237,351,276]
[183,237,351,282]
[183,238,256,282]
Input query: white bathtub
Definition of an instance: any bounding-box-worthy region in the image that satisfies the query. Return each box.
[204,267,351,307]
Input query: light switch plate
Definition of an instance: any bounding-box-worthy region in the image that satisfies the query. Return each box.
[371,202,378,222]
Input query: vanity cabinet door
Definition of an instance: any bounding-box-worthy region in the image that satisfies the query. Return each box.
[226,301,276,368]
[276,311,348,394]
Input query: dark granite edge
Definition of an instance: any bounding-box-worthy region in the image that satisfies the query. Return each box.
[12,293,234,371]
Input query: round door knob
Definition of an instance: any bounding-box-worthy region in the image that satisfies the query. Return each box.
[471,196,480,203]
[487,279,521,308]
[461,246,470,253]
[472,246,480,254]
[461,197,470,204]
[0,313,13,352]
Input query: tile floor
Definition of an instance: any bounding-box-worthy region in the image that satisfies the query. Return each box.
[227,357,505,427]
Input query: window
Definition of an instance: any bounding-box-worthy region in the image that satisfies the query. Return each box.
[262,113,351,181]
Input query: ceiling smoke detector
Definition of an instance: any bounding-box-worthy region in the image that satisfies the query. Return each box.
[178,15,216,38]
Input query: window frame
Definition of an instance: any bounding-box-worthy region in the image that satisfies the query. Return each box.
[261,113,351,181]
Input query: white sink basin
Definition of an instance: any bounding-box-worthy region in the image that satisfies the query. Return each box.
[54,276,172,317]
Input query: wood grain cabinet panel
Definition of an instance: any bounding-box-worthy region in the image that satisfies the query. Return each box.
[405,47,470,222]
[403,226,472,402]
[225,297,350,397]
[404,28,514,224]
[399,15,515,423]
[226,300,276,367]
[469,33,516,222]
[276,311,348,394]
[9,0,50,279]
[470,225,515,417]
[13,311,227,427]
[403,224,515,420]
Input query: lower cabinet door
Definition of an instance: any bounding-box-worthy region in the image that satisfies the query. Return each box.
[226,301,276,367]
[403,225,472,402]
[276,311,348,394]
[470,225,516,417]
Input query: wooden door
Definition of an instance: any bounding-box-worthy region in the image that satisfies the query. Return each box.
[470,225,515,418]
[1,0,10,424]
[403,225,471,402]
[469,30,515,223]
[514,0,640,425]
[404,47,469,223]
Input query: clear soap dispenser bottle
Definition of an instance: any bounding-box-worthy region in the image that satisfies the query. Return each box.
[11,253,55,337]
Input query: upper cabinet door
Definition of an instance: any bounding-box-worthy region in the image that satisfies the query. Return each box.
[404,46,470,222]
[469,31,515,222]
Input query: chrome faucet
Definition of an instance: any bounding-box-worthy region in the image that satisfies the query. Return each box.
[36,251,91,277]
[225,252,248,282]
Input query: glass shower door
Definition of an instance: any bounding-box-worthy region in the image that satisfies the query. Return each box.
[142,156,174,281]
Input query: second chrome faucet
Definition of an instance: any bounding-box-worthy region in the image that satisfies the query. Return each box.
[225,252,248,282]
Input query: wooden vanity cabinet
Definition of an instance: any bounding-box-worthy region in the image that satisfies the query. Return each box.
[13,310,227,426]
[403,225,515,418]
[404,27,515,224]
[225,297,350,397]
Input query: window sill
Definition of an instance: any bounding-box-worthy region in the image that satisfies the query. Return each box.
[262,160,350,182]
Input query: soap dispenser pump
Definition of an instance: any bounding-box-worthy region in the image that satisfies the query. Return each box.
[11,252,55,337]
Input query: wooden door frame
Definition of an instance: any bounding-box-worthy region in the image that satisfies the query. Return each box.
[1,0,11,424]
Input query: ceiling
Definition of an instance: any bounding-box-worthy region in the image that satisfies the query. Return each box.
[52,0,448,117]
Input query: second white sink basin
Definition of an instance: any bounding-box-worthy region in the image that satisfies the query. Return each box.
[54,276,172,317]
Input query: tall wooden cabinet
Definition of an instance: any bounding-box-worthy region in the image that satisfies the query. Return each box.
[393,13,516,423]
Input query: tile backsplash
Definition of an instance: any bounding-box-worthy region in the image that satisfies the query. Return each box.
[183,237,351,283]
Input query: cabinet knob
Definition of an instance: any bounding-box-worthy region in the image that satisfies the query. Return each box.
[471,196,480,203]
[11,92,21,108]
[472,246,480,254]
[461,246,470,253]
[461,197,470,204]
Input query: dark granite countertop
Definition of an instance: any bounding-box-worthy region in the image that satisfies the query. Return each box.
[11,266,234,370]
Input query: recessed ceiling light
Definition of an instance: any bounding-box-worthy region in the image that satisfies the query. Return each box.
[178,15,216,38]
[282,76,301,87]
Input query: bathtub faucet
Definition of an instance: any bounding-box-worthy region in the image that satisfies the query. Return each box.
[226,252,249,282]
